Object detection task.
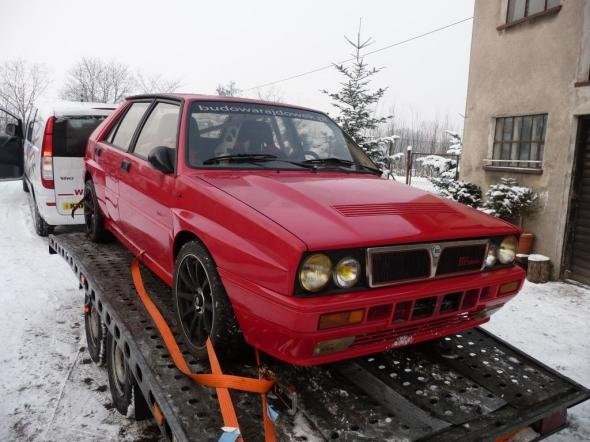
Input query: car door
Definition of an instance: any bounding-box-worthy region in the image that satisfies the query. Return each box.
[98,101,151,228]
[0,108,24,180]
[117,100,180,275]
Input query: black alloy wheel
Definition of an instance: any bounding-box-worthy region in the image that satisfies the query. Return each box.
[176,253,214,348]
[173,241,244,360]
[84,179,110,243]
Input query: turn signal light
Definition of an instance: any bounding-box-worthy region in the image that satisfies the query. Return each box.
[318,309,364,330]
[499,280,520,295]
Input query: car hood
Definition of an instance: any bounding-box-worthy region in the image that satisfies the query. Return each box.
[192,171,518,250]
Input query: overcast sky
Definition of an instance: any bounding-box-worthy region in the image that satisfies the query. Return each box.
[1,0,474,127]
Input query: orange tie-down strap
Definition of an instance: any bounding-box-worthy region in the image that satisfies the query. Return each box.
[130,257,277,442]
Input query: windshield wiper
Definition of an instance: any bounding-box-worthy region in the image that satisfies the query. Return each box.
[203,154,278,165]
[302,157,382,175]
[203,153,317,170]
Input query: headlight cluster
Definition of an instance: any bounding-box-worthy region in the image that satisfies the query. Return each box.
[299,253,362,293]
[485,236,518,268]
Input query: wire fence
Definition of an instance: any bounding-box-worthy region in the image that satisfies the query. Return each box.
[390,148,460,185]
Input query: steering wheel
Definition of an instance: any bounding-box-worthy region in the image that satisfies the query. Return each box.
[301,150,320,160]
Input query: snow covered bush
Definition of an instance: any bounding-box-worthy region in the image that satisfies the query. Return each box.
[445,130,462,155]
[482,178,537,222]
[415,155,457,179]
[432,178,482,208]
[359,136,399,177]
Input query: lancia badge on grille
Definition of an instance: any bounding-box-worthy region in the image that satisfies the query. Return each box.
[431,244,442,258]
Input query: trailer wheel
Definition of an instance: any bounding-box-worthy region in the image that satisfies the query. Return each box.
[173,241,244,360]
[84,179,111,243]
[84,295,106,365]
[106,332,150,419]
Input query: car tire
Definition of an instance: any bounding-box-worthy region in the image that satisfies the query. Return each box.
[84,294,106,366]
[22,178,29,193]
[84,179,111,243]
[31,194,54,237]
[106,332,150,419]
[173,240,245,361]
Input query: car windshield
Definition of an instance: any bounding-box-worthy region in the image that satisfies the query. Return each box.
[187,101,377,171]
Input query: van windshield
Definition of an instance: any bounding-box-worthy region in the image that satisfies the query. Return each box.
[53,116,106,157]
[187,102,376,171]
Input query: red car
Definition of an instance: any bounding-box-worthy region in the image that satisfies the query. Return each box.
[84,94,525,366]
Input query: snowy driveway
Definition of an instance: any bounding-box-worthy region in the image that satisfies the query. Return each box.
[0,180,158,441]
[0,179,588,441]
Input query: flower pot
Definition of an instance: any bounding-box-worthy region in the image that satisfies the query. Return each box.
[517,233,535,255]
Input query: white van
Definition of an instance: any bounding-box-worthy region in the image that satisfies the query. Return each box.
[17,101,115,235]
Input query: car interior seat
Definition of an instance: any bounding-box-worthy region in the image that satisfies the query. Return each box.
[235,120,276,154]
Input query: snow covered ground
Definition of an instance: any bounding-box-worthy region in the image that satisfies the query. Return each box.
[0,179,588,441]
[395,175,436,193]
[0,181,159,441]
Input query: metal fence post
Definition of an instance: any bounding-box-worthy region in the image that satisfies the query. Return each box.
[405,146,413,185]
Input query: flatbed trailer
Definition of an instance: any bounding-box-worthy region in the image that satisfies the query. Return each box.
[48,233,590,441]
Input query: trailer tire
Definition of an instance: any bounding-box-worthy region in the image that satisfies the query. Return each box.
[84,295,106,366]
[84,179,111,243]
[106,332,150,420]
[173,240,246,361]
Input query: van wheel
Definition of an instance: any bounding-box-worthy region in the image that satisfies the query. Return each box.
[84,180,110,243]
[106,332,150,419]
[31,195,53,237]
[173,241,245,360]
[22,178,29,193]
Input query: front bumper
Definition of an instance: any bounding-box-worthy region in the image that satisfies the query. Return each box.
[221,266,525,366]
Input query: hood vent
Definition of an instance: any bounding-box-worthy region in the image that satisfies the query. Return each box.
[332,202,454,217]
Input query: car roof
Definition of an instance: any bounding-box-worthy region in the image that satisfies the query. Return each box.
[126,93,321,114]
[34,100,117,120]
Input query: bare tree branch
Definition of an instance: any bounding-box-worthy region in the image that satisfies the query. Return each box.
[135,72,182,94]
[216,81,241,97]
[60,57,136,103]
[0,59,50,127]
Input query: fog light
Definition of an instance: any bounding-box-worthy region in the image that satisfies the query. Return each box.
[333,257,360,288]
[313,336,355,355]
[499,280,520,295]
[319,309,364,330]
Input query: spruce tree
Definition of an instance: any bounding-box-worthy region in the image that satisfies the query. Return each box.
[323,27,389,144]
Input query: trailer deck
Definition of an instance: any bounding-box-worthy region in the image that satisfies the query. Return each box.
[48,233,590,441]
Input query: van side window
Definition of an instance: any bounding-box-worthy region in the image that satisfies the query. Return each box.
[110,102,150,151]
[132,102,180,159]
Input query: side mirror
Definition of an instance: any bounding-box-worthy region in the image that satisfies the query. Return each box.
[148,146,175,174]
[5,123,17,137]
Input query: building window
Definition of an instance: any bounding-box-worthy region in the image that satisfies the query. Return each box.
[491,114,547,170]
[507,0,560,23]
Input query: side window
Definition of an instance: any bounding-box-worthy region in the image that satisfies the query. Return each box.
[110,102,151,150]
[133,102,180,159]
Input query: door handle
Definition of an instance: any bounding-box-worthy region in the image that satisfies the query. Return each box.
[96,147,102,157]
[120,160,131,172]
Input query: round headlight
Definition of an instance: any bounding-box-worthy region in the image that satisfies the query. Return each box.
[485,244,498,267]
[498,236,518,264]
[333,257,360,288]
[299,254,332,292]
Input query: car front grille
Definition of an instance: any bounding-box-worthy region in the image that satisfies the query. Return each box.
[367,240,488,287]
[370,249,431,285]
